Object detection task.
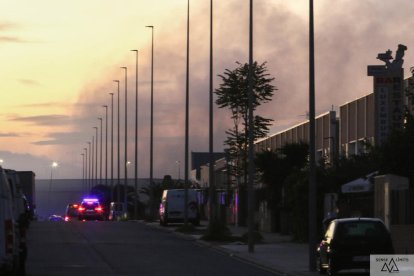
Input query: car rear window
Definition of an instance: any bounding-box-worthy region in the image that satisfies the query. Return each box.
[336,221,389,239]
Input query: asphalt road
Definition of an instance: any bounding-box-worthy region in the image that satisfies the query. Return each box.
[26,220,279,276]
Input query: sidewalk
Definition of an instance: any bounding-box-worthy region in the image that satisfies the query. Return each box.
[144,221,319,276]
[215,225,318,276]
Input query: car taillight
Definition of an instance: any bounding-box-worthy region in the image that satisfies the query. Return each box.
[64,216,70,221]
[5,219,13,254]
[95,207,103,213]
[78,207,85,212]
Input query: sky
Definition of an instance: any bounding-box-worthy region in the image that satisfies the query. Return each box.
[1,0,414,179]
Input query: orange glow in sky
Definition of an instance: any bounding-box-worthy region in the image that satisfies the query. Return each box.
[1,1,413,179]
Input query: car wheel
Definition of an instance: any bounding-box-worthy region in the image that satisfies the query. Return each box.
[327,258,337,276]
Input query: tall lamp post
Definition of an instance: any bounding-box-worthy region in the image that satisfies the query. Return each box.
[98,117,103,185]
[184,0,190,226]
[208,0,216,231]
[93,126,98,187]
[87,141,91,192]
[308,0,317,271]
[48,161,58,216]
[145,25,154,218]
[113,80,121,203]
[81,153,85,191]
[84,147,88,193]
[120,66,128,217]
[103,105,108,186]
[92,136,95,189]
[109,93,114,201]
[247,0,255,253]
[131,49,139,220]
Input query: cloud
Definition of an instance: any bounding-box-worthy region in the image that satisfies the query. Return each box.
[0,21,30,44]
[32,139,60,146]
[0,132,20,138]
[18,79,41,86]
[0,22,19,30]
[18,102,70,109]
[10,114,71,126]
[63,0,414,179]
[0,36,27,43]
[32,131,86,146]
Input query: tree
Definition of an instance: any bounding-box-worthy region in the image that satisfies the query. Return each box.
[215,61,276,225]
[255,143,309,232]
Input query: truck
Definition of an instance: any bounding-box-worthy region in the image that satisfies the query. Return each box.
[5,169,29,274]
[16,171,36,220]
[0,167,22,275]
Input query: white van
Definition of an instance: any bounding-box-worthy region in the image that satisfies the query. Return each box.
[0,166,20,274]
[108,202,124,221]
[159,189,200,226]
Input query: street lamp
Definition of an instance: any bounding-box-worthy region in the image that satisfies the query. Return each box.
[247,0,255,253]
[48,161,58,216]
[146,25,154,218]
[120,66,128,216]
[81,153,85,190]
[93,126,98,187]
[103,105,108,186]
[113,80,121,203]
[109,93,114,201]
[184,0,190,226]
[84,147,88,193]
[98,117,103,185]
[87,141,92,192]
[308,0,317,271]
[208,0,217,235]
[92,136,95,189]
[131,49,139,220]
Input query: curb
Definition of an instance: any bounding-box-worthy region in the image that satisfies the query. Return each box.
[194,239,289,276]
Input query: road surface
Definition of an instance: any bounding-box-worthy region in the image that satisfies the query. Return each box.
[26,220,279,276]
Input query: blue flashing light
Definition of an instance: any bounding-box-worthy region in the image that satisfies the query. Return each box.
[82,198,99,203]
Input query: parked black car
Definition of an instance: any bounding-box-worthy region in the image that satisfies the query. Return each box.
[316,217,394,275]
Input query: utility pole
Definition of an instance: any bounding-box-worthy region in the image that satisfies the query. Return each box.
[247,0,255,254]
[308,0,317,271]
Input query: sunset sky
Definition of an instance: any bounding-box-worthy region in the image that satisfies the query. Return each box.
[1,0,414,179]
